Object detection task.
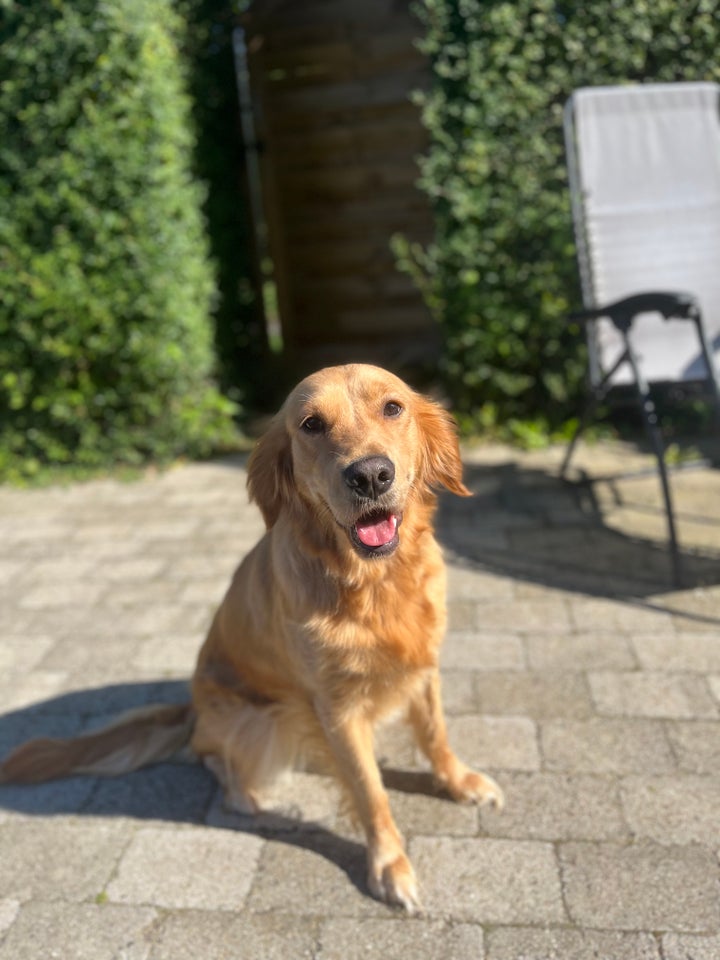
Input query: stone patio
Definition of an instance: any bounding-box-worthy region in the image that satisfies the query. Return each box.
[0,440,718,959]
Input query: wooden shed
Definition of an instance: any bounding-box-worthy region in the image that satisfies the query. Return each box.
[240,0,437,375]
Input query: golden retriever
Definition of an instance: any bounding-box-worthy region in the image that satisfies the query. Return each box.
[0,363,503,911]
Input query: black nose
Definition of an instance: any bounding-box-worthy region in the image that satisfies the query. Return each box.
[343,456,395,500]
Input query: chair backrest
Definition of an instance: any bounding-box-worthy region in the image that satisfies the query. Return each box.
[564,82,720,387]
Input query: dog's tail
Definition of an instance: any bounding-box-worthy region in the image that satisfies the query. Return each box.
[0,703,194,784]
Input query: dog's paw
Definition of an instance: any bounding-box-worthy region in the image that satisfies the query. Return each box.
[443,766,505,810]
[368,851,421,913]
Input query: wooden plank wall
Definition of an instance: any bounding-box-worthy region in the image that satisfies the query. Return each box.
[244,0,437,373]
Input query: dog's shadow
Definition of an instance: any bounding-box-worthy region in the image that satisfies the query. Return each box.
[0,681,443,903]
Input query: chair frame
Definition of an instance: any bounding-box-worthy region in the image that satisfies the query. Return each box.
[560,87,720,586]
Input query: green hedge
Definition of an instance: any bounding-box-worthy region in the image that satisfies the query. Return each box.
[399,0,720,436]
[0,0,237,480]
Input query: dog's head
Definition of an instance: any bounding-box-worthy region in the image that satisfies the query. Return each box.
[247,364,470,559]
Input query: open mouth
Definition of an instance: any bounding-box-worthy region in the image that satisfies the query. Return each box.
[349,510,401,558]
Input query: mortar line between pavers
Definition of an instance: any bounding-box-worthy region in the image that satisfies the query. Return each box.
[87,816,139,902]
[0,897,21,947]
[611,773,635,846]
[655,930,671,960]
[553,839,576,930]
[659,717,687,772]
[136,906,172,954]
[77,775,104,817]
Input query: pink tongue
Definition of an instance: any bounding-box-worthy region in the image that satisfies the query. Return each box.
[356,514,397,548]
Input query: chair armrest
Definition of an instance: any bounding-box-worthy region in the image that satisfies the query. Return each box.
[570,292,700,332]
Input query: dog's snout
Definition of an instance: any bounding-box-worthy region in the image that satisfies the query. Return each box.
[343,456,395,500]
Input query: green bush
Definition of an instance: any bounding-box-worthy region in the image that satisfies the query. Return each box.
[399,0,720,435]
[0,0,237,481]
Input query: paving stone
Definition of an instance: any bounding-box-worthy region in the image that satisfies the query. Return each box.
[0,605,34,635]
[1,445,720,956]
[0,819,130,902]
[83,762,215,823]
[446,565,515,600]
[442,631,525,671]
[447,600,478,631]
[633,632,720,672]
[107,825,264,910]
[2,518,75,545]
[205,771,341,833]
[568,597,675,633]
[0,776,97,823]
[15,557,96,583]
[383,781,480,837]
[525,631,638,671]
[446,715,540,771]
[410,837,565,923]
[374,717,418,768]
[247,833,387,918]
[0,559,27,585]
[0,899,19,937]
[437,670,478,714]
[18,581,107,610]
[0,711,85,759]
[486,926,660,960]
[473,600,572,632]
[64,679,189,718]
[671,590,720,632]
[0,901,156,960]
[541,719,676,774]
[148,910,318,960]
[176,577,229,606]
[666,721,720,774]
[560,841,720,932]
[132,633,202,678]
[0,668,69,711]
[165,554,240,584]
[474,670,593,719]
[479,772,628,842]
[662,933,720,960]
[620,775,720,845]
[102,581,185,609]
[99,601,212,636]
[22,604,135,640]
[72,539,146,562]
[588,671,718,719]
[319,917,484,960]
[89,558,167,583]
[37,634,146,680]
[0,634,56,674]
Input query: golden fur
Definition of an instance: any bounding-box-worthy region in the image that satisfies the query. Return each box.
[0,363,503,911]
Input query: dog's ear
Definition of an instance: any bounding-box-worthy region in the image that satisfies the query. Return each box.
[416,396,471,497]
[247,415,294,527]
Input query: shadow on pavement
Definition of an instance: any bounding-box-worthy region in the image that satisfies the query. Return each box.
[0,681,371,899]
[438,460,720,603]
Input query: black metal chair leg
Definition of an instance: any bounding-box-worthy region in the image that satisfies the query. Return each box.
[622,333,683,587]
[560,401,594,478]
[560,349,630,479]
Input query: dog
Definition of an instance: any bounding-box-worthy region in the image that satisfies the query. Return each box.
[0,363,503,911]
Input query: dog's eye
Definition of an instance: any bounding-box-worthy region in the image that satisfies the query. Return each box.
[383,401,403,418]
[301,415,325,435]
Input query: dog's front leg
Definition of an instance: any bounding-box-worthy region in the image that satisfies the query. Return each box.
[315,701,420,912]
[409,669,505,809]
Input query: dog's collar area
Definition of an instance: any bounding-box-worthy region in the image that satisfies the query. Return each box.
[349,511,401,558]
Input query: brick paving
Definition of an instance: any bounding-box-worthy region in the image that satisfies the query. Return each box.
[0,440,719,959]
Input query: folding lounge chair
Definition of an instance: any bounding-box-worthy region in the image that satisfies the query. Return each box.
[560,82,720,586]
